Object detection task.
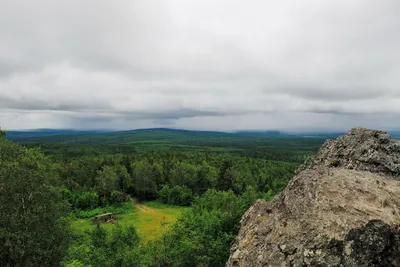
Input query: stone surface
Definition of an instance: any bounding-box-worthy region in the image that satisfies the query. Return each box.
[226,127,400,267]
[299,127,400,176]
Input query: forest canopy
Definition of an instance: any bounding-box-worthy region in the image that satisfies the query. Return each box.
[0,129,322,266]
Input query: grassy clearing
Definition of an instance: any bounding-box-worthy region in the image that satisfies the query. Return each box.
[71,202,133,219]
[71,201,190,242]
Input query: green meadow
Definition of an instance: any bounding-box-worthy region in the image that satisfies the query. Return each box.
[72,201,190,242]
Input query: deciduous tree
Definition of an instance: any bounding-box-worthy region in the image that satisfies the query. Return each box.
[0,136,70,266]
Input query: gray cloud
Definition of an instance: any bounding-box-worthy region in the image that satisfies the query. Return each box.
[1,0,400,130]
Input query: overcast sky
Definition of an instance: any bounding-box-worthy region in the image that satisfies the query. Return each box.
[1,1,400,131]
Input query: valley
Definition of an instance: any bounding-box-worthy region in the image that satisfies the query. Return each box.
[72,201,190,242]
[2,128,310,266]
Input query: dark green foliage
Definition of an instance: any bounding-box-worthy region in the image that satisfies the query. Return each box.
[75,191,100,210]
[217,166,237,191]
[0,129,5,138]
[118,167,133,193]
[0,137,70,266]
[145,188,263,266]
[195,161,218,194]
[170,162,198,188]
[0,128,316,266]
[95,166,119,197]
[63,224,141,267]
[46,147,297,206]
[109,190,126,205]
[132,160,158,200]
[158,185,194,206]
[15,128,325,163]
[52,146,295,266]
[158,184,170,203]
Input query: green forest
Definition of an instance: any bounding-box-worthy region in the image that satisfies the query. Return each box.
[0,129,325,266]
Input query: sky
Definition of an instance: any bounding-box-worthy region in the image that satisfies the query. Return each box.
[1,1,400,131]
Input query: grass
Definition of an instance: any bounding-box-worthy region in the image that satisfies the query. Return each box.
[71,201,190,242]
[71,202,133,219]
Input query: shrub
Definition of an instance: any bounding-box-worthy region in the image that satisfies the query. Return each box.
[109,190,126,205]
[75,192,99,210]
[158,185,193,206]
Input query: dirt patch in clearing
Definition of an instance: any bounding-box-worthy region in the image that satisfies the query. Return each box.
[131,198,157,214]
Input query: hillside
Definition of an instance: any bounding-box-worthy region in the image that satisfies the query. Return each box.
[5,129,108,141]
[6,128,311,143]
[6,128,328,162]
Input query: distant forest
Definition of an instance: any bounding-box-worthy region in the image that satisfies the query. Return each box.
[0,128,343,266]
[6,128,331,162]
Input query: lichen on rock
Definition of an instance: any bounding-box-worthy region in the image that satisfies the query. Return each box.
[226,127,400,267]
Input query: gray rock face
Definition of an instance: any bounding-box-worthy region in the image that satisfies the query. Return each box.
[299,127,400,175]
[227,128,400,267]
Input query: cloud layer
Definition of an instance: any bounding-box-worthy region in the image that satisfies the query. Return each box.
[1,0,400,131]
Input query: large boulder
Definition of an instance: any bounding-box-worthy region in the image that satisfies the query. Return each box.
[227,127,400,267]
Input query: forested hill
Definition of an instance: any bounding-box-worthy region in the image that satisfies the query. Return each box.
[5,129,109,141]
[5,128,331,162]
[5,128,343,143]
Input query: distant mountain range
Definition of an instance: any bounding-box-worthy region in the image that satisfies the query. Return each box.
[5,128,282,143]
[4,129,109,141]
[4,128,400,143]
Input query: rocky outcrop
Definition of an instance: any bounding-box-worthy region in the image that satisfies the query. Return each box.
[227,127,400,267]
[299,127,400,175]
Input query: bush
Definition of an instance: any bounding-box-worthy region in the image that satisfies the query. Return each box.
[158,184,171,204]
[60,187,74,208]
[63,224,141,266]
[146,189,260,266]
[74,192,99,210]
[170,185,193,206]
[158,185,193,206]
[109,190,126,205]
